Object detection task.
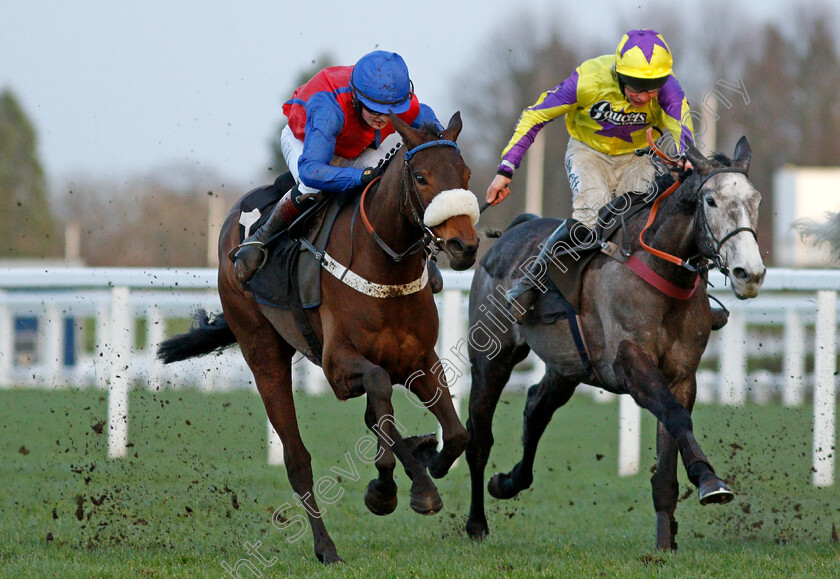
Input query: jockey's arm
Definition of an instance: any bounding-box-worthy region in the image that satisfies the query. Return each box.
[656,77,695,160]
[297,94,365,192]
[489,73,578,205]
[412,102,444,133]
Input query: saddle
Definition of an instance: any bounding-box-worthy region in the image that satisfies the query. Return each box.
[546,190,653,313]
[239,173,352,310]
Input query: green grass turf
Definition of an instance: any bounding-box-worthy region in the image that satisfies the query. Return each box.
[1,386,837,577]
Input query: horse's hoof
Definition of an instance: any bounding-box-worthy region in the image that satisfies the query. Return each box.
[316,551,344,565]
[466,518,489,541]
[410,482,443,515]
[698,477,734,505]
[403,433,438,466]
[364,479,398,516]
[655,512,678,551]
[487,472,519,500]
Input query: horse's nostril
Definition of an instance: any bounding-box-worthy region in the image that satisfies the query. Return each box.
[445,238,466,255]
[733,267,749,282]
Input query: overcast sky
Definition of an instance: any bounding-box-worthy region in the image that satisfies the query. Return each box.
[1,0,817,191]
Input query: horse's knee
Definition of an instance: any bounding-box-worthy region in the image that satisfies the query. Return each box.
[445,424,469,453]
[363,366,393,400]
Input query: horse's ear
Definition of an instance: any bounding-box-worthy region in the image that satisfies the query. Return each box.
[390,112,422,149]
[684,140,712,173]
[733,135,751,171]
[442,111,463,142]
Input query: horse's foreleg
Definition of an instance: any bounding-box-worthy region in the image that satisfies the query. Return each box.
[405,355,468,479]
[652,421,680,550]
[325,347,442,516]
[614,341,733,505]
[361,396,398,516]
[488,369,576,500]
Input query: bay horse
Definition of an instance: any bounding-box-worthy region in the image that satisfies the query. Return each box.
[464,137,766,551]
[158,113,479,563]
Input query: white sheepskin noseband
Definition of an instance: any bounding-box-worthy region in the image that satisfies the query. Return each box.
[423,188,480,227]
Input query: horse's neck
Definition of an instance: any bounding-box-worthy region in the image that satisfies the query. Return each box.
[355,175,425,277]
[633,197,698,280]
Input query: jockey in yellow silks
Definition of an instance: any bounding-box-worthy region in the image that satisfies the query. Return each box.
[486,29,699,322]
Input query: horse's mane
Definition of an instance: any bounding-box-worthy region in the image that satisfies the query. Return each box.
[665,150,737,214]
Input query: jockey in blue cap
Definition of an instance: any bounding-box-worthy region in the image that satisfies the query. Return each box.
[231,50,443,289]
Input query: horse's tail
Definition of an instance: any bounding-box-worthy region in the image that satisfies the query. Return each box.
[793,211,840,263]
[481,213,541,239]
[157,310,237,364]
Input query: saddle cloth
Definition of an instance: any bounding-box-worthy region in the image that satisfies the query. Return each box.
[239,174,351,309]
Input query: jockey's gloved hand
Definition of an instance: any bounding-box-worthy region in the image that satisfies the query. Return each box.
[674,157,694,179]
[360,165,385,185]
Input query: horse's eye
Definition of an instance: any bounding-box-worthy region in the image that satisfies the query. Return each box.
[414,173,427,185]
[705,196,717,208]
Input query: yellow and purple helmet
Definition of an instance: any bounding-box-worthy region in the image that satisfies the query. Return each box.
[615,29,673,91]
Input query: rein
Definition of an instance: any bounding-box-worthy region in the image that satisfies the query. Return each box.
[358,139,460,262]
[631,128,756,297]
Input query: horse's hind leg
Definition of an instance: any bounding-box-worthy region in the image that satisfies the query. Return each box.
[221,297,341,563]
[488,368,577,500]
[465,345,529,540]
[614,341,733,508]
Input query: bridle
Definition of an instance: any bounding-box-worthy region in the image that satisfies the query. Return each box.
[359,139,460,262]
[639,129,757,276]
[692,167,757,276]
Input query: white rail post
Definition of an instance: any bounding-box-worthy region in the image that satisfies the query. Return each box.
[108,287,131,459]
[618,396,641,476]
[0,295,12,388]
[782,308,805,406]
[43,303,64,387]
[267,417,284,466]
[813,290,836,487]
[95,302,111,389]
[303,357,327,395]
[146,305,166,391]
[440,289,469,414]
[719,309,746,405]
[437,288,468,464]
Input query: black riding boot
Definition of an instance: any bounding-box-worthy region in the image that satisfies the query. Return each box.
[506,219,594,323]
[428,258,443,294]
[230,185,311,287]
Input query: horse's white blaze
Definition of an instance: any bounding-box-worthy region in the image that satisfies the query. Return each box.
[708,174,765,298]
[424,188,480,227]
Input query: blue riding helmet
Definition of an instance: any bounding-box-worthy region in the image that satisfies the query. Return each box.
[350,50,413,114]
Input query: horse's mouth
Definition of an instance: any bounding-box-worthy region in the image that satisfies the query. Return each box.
[729,266,766,299]
[442,238,478,271]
